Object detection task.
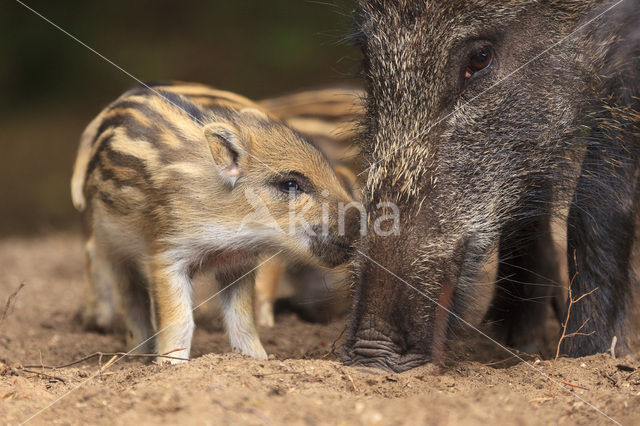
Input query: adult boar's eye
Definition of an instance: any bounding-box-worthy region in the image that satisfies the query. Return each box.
[279,180,302,194]
[465,49,492,79]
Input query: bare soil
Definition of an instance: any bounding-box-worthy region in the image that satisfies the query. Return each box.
[1,234,639,425]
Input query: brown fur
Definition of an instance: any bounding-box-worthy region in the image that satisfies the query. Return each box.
[72,83,358,361]
[252,87,365,326]
[145,83,366,327]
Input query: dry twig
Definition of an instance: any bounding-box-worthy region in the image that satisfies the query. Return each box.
[610,336,618,359]
[322,323,348,359]
[554,288,598,363]
[481,356,517,366]
[19,368,66,384]
[549,251,598,395]
[0,283,25,326]
[346,372,358,391]
[253,371,301,378]
[21,348,188,370]
[561,380,589,390]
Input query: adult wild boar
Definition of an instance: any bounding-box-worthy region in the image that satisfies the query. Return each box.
[343,0,640,372]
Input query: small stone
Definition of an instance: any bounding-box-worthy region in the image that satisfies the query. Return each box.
[361,410,383,424]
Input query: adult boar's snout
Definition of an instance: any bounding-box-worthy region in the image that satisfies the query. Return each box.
[343,228,498,371]
[341,235,439,372]
[342,331,431,373]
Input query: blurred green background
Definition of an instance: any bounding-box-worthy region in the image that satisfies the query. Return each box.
[0,0,359,236]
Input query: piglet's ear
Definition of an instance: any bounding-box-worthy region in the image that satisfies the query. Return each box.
[204,122,246,187]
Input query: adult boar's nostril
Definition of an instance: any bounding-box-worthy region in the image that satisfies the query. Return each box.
[342,338,400,372]
[342,339,431,373]
[350,338,402,358]
[341,325,432,373]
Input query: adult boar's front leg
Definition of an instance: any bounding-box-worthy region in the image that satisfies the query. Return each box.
[561,147,638,357]
[488,213,564,355]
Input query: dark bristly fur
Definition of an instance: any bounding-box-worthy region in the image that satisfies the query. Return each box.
[343,0,640,372]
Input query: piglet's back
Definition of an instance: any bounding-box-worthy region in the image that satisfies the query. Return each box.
[71,84,268,213]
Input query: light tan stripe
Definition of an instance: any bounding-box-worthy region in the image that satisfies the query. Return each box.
[155,84,259,109]
[148,96,204,142]
[102,106,153,128]
[259,88,364,108]
[109,129,161,167]
[284,117,358,136]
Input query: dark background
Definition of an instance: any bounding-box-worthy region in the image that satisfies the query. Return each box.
[0,0,359,236]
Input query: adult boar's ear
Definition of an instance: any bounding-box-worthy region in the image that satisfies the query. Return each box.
[204,122,247,187]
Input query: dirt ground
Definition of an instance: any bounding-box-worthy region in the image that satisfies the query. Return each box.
[1,234,639,425]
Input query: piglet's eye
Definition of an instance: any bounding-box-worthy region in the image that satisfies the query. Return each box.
[465,49,492,79]
[279,180,302,194]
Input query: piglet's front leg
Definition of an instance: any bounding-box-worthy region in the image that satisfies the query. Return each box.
[218,266,268,359]
[254,257,286,328]
[150,255,194,364]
